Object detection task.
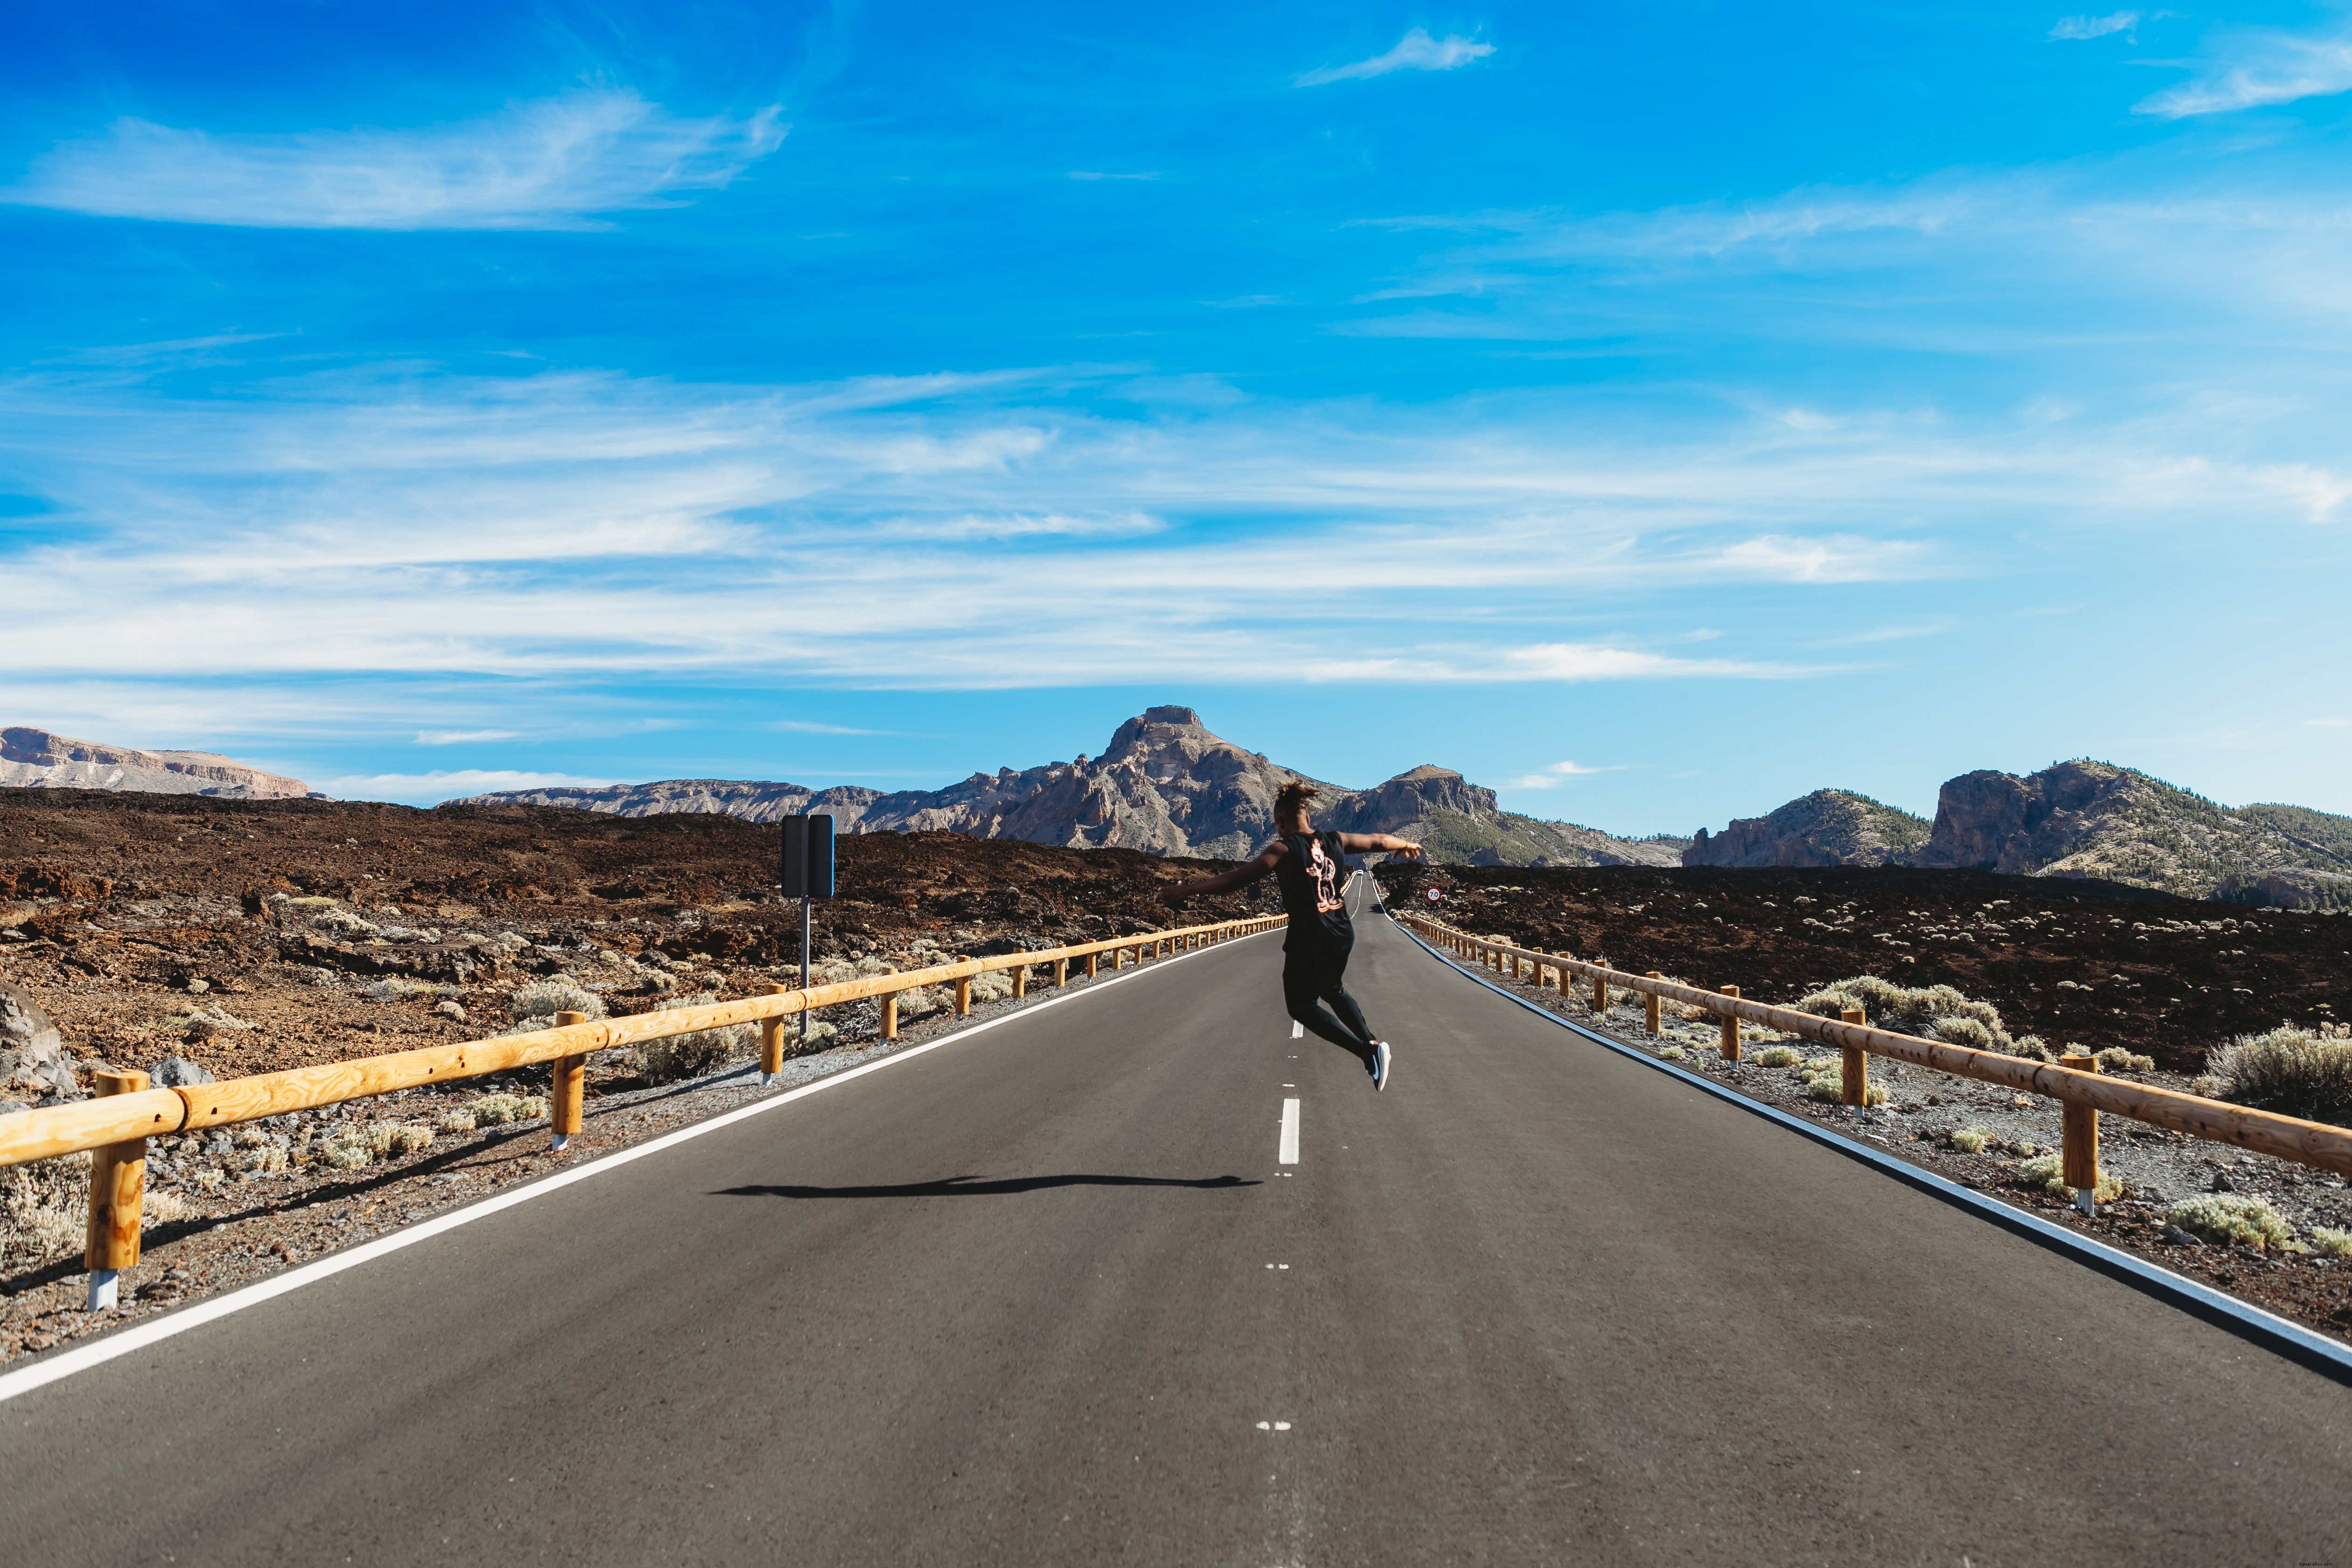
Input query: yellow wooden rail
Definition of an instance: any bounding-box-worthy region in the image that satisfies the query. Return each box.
[1,913,1283,1174]
[20,909,1287,1307]
[1398,910,2352,1183]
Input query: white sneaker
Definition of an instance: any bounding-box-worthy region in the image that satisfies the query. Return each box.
[1372,1040,1393,1091]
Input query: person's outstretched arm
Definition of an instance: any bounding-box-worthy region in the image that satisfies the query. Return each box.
[1157,844,1284,905]
[1335,833,1424,859]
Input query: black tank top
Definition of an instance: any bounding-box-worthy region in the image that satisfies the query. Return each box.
[1273,830,1352,954]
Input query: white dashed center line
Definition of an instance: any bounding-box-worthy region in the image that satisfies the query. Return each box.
[1290,1022,1303,1039]
[1279,1097,1300,1164]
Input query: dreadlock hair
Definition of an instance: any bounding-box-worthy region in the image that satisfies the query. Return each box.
[1274,780,1319,820]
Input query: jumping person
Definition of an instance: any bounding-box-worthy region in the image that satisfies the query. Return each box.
[1157,781,1422,1089]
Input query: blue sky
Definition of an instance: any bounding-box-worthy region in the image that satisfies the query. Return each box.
[4,2,2351,833]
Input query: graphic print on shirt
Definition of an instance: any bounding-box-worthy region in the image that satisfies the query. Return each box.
[1308,834,1343,914]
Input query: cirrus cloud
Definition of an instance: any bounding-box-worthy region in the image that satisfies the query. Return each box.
[5,87,785,230]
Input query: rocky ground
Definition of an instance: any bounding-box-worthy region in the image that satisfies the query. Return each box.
[1373,866,2352,1344]
[0,789,1276,1362]
[1374,861,2351,1072]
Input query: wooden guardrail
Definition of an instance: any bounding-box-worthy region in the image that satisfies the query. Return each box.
[1397,910,2352,1191]
[1,912,1283,1307]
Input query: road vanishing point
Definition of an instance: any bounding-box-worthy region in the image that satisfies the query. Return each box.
[3,881,2348,1564]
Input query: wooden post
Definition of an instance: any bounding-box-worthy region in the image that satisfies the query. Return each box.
[1719,986,1741,1062]
[1014,964,1029,999]
[1053,957,1068,987]
[760,984,790,1082]
[955,973,973,1015]
[1557,954,1573,996]
[1086,952,1099,980]
[2061,1052,2101,1214]
[550,1011,588,1152]
[1644,973,1663,1036]
[84,1067,149,1310]
[1591,969,1608,1012]
[1840,1007,1868,1107]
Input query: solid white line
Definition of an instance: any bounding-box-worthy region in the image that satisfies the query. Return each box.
[0,926,1279,1407]
[1278,1097,1301,1165]
[1290,1021,1303,1040]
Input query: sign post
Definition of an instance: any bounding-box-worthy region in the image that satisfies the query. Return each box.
[781,814,835,1061]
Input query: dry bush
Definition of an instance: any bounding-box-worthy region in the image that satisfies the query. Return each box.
[508,976,607,1028]
[2312,1226,2352,1259]
[969,970,1015,1004]
[2093,1046,2156,1073]
[1792,976,2051,1058]
[2202,1025,2352,1126]
[1949,1126,1990,1154]
[1754,1045,1802,1068]
[0,1150,90,1269]
[636,992,755,1083]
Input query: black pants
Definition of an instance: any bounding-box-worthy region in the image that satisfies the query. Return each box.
[1283,943,1377,1070]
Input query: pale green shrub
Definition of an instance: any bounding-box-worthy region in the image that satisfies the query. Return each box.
[1949,1126,1990,1154]
[2019,1152,2122,1202]
[1754,1045,1802,1068]
[319,1122,434,1168]
[2093,1047,2156,1073]
[1658,1044,1686,1061]
[1793,975,2026,1054]
[2310,1226,2352,1258]
[969,970,1015,1004]
[437,1092,548,1133]
[2168,1194,2290,1250]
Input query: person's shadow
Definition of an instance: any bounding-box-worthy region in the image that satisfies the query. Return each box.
[714,1173,1260,1199]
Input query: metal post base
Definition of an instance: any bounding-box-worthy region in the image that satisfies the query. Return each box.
[2075,1188,2098,1218]
[87,1268,119,1311]
[550,1133,570,1153]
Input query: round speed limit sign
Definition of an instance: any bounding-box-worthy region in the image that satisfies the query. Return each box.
[1424,887,1442,903]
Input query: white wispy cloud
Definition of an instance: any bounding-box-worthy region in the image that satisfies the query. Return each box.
[1067,170,1159,181]
[416,729,518,745]
[2136,26,2352,117]
[2050,12,2138,41]
[1298,28,1494,86]
[6,87,784,229]
[2308,716,2350,728]
[770,720,891,735]
[1503,759,1621,789]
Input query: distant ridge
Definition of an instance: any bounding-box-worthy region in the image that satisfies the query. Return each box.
[1687,760,2352,908]
[0,726,315,800]
[455,706,1683,868]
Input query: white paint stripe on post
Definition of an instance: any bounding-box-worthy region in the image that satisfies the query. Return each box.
[1279,1098,1301,1165]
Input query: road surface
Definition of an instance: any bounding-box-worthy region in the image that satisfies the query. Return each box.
[3,881,2348,1563]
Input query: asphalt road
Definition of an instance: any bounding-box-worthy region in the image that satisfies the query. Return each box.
[4,882,2349,1565]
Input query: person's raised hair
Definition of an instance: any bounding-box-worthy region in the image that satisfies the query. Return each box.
[1275,780,1319,816]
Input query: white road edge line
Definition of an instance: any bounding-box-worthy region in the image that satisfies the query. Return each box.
[1279,1098,1301,1165]
[0,926,1279,1407]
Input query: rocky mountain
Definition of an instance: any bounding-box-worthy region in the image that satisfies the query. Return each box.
[1917,760,2352,905]
[1323,765,1686,868]
[472,779,885,825]
[1683,790,1929,869]
[457,707,1682,868]
[1689,760,2352,908]
[0,726,315,799]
